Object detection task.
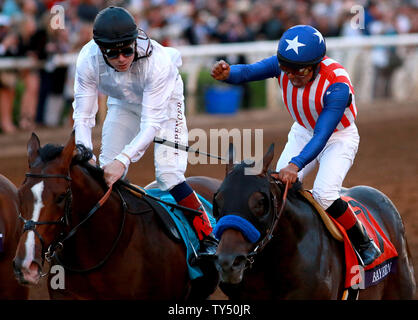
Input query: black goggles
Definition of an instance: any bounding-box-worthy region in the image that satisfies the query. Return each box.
[102,44,135,60]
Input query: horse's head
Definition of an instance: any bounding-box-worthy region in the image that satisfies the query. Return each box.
[213,144,285,284]
[13,132,76,285]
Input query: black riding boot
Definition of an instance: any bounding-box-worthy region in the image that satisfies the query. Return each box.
[198,233,218,258]
[347,220,381,266]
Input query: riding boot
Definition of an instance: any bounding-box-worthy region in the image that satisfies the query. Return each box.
[177,192,218,258]
[346,220,381,266]
[169,182,218,258]
[326,198,381,266]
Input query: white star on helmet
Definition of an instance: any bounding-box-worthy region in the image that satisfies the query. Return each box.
[313,30,324,43]
[285,36,306,55]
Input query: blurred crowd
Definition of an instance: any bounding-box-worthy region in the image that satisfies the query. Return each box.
[0,0,417,134]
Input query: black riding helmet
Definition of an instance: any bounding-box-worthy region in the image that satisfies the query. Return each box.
[93,6,138,49]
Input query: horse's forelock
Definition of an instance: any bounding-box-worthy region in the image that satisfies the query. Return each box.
[38,144,64,162]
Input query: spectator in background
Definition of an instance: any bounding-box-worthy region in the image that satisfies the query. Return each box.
[63,20,94,128]
[259,4,286,40]
[42,21,71,127]
[14,14,46,130]
[183,10,212,45]
[369,5,402,98]
[0,14,18,133]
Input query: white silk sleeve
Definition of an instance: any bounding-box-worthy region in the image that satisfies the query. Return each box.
[72,48,98,153]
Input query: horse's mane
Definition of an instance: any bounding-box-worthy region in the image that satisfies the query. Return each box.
[39,143,106,184]
[72,145,106,184]
[229,159,303,198]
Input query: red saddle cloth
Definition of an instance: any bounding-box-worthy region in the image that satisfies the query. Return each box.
[330,196,398,289]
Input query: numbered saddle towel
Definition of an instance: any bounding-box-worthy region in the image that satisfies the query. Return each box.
[333,196,398,289]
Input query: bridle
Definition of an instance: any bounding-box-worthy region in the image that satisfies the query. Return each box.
[19,172,124,274]
[18,173,72,269]
[244,173,289,268]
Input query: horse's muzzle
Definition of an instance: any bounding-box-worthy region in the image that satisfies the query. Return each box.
[13,257,42,285]
[215,252,248,284]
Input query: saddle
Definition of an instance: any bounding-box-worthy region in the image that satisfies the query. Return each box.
[118,182,218,282]
[298,189,344,241]
[118,184,182,242]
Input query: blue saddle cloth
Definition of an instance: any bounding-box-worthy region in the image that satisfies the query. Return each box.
[146,189,216,280]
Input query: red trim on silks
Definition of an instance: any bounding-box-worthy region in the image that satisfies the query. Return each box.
[178,192,213,240]
[329,197,398,289]
[335,205,357,230]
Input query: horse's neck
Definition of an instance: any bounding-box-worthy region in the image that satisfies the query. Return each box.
[64,166,125,264]
[272,193,311,253]
[69,165,121,232]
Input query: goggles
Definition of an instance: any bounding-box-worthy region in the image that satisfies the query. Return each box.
[280,64,311,77]
[101,43,135,60]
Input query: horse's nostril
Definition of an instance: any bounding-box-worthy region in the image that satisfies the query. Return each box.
[232,255,247,267]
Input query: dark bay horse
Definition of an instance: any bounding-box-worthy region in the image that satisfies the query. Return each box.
[13,132,221,300]
[213,144,416,299]
[0,174,29,299]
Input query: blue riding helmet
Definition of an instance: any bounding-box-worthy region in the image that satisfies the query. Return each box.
[277,25,326,70]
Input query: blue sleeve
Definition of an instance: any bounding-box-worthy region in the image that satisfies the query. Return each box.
[226,55,281,84]
[290,82,352,170]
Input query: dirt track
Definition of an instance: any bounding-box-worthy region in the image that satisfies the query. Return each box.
[1,99,417,300]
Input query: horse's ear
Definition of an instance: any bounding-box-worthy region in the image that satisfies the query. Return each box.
[225,142,236,176]
[27,132,41,167]
[61,130,76,167]
[261,143,275,175]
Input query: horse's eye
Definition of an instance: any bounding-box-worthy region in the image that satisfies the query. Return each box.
[214,192,224,217]
[249,192,268,217]
[55,193,67,204]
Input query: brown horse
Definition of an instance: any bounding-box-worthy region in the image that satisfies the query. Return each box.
[13,132,221,300]
[213,144,416,299]
[0,174,29,299]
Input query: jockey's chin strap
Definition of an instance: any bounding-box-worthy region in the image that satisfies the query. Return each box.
[246,175,289,266]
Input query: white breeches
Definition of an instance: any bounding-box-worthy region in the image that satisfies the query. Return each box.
[100,99,188,191]
[275,122,360,210]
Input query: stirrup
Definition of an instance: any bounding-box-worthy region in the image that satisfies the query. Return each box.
[197,235,218,259]
[357,238,381,266]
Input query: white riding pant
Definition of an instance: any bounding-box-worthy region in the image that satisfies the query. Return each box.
[275,122,360,210]
[100,99,188,191]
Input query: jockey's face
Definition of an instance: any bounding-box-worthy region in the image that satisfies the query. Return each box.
[101,43,135,72]
[280,65,314,88]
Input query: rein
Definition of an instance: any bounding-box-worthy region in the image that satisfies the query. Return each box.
[246,176,289,266]
[52,186,127,273]
[21,172,126,274]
